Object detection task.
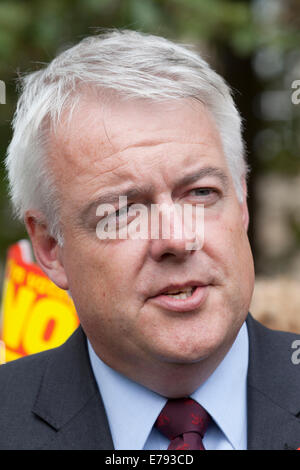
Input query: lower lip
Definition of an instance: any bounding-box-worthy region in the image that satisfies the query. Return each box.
[148,286,209,313]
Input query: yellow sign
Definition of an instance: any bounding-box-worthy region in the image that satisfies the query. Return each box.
[0,240,79,363]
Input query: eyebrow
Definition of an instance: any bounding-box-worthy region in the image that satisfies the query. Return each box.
[174,166,229,191]
[80,166,229,224]
[80,186,153,225]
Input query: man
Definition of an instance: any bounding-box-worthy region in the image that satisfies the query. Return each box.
[1,29,300,450]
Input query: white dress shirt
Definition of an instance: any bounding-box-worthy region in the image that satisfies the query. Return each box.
[87,321,249,450]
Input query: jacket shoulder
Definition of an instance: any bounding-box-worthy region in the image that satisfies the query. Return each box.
[247,314,300,412]
[0,328,86,449]
[0,347,55,403]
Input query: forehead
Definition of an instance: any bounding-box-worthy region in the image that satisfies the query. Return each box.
[49,95,227,198]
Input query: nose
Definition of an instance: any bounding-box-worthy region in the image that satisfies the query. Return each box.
[148,202,202,262]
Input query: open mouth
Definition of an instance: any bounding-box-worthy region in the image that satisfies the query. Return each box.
[161,286,197,300]
[148,284,209,313]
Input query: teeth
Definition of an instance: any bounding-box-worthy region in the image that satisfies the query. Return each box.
[167,292,191,299]
[165,287,194,299]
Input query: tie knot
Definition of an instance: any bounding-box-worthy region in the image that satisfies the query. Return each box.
[155,397,211,441]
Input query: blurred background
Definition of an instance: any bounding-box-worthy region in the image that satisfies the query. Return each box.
[0,0,300,333]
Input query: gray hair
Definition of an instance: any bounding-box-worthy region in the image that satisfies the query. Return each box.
[5,29,248,244]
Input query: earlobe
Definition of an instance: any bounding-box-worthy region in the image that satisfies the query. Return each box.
[25,211,69,290]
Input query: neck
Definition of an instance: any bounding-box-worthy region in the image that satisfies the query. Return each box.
[92,341,232,398]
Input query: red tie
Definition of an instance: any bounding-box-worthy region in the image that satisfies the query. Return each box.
[155,397,211,450]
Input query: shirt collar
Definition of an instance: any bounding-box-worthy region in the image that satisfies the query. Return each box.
[87,342,167,450]
[88,321,248,450]
[191,321,249,449]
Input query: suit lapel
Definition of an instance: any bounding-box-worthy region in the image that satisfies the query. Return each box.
[32,326,114,450]
[246,314,300,450]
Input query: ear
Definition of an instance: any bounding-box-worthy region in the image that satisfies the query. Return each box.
[25,210,69,290]
[241,178,250,232]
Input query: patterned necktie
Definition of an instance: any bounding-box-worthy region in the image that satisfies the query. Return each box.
[155,397,211,450]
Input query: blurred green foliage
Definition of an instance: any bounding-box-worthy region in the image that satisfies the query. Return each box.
[0,0,300,272]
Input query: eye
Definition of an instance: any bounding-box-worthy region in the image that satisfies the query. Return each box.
[189,188,217,197]
[115,204,131,219]
[186,187,220,205]
[114,203,137,228]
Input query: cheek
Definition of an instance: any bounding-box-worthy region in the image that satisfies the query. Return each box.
[63,235,145,308]
[203,211,254,290]
[204,207,248,255]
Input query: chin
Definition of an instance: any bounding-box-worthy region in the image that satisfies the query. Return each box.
[153,342,213,365]
[161,327,234,367]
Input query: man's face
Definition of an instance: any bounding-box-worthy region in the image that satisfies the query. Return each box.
[47,97,254,381]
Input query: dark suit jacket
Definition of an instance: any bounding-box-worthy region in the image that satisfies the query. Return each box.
[0,314,300,450]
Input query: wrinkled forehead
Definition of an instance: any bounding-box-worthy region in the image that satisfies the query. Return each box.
[50,94,223,163]
[47,94,227,206]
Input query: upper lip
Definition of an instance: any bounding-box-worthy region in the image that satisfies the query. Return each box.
[149,281,208,298]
